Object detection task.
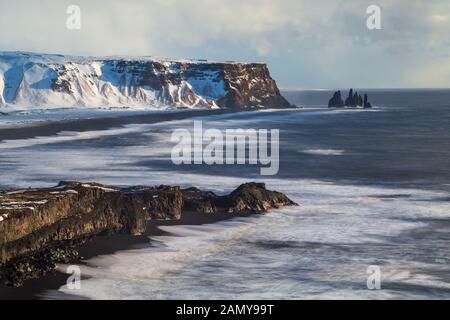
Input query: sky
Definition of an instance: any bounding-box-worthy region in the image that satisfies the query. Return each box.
[0,0,449,89]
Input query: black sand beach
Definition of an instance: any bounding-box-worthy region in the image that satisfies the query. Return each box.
[0,209,254,300]
[0,109,231,142]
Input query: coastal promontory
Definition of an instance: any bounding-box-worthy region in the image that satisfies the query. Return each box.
[0,181,297,287]
[0,52,292,110]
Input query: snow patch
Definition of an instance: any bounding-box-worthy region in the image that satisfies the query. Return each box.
[1,200,48,205]
[0,52,236,111]
[81,184,118,192]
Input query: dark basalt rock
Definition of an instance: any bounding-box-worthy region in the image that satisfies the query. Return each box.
[182,187,218,214]
[328,91,344,108]
[182,182,297,215]
[329,89,372,108]
[0,247,80,287]
[220,182,297,214]
[344,89,359,108]
[0,181,297,286]
[363,94,372,109]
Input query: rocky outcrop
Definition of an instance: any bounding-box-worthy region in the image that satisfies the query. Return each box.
[363,94,372,109]
[0,52,292,110]
[328,90,344,108]
[0,181,297,286]
[344,89,361,108]
[182,182,296,215]
[328,89,372,108]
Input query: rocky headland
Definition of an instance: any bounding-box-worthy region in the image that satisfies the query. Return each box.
[0,52,292,110]
[0,181,297,287]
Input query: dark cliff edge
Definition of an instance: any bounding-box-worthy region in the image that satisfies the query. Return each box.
[218,63,292,109]
[0,181,297,287]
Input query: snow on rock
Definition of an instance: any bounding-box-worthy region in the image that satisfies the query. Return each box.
[49,189,79,195]
[0,51,291,111]
[80,184,118,192]
[1,200,48,206]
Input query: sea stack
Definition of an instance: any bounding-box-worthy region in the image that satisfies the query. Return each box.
[363,94,372,109]
[328,90,345,108]
[328,89,372,108]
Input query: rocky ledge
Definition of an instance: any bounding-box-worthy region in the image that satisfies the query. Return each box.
[0,181,296,287]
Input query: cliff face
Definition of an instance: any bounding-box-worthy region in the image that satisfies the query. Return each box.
[0,52,291,110]
[0,182,183,265]
[218,63,291,109]
[0,181,297,286]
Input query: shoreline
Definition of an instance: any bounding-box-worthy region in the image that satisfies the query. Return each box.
[0,108,234,142]
[0,109,232,300]
[0,106,303,301]
[0,210,253,300]
[0,181,297,300]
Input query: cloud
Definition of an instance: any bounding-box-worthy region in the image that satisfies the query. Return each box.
[0,0,449,88]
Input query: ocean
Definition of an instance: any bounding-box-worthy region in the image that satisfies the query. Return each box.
[1,89,450,299]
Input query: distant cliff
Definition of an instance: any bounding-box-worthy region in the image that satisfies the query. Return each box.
[0,52,291,110]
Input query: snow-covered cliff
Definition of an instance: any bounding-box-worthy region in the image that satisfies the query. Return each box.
[0,52,291,111]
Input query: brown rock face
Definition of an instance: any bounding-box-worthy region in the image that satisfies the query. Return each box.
[0,181,297,286]
[218,63,292,109]
[0,182,182,264]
